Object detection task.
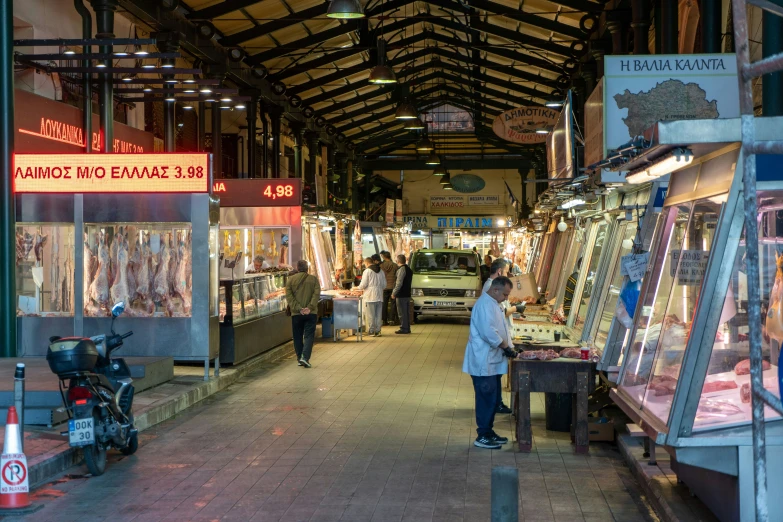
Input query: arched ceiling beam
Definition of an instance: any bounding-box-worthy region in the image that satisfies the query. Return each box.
[198,4,329,47]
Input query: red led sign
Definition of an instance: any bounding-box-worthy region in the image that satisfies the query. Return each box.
[213,178,302,207]
[13,154,211,194]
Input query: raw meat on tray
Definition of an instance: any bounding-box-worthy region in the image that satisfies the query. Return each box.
[734,359,771,376]
[702,380,738,394]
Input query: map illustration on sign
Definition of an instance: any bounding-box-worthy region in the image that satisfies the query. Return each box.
[614,80,719,137]
[603,55,738,155]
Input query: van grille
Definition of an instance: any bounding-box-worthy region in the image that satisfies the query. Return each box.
[422,289,466,297]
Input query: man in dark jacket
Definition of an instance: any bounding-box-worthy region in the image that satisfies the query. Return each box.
[380,251,398,325]
[391,254,413,334]
[285,259,321,368]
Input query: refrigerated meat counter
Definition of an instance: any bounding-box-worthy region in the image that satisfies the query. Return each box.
[606,117,783,522]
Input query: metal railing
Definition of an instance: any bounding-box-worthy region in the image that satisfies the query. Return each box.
[732,1,783,520]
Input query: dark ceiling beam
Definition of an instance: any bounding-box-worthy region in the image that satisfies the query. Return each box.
[360,158,534,170]
[330,85,441,124]
[218,3,330,47]
[339,107,398,133]
[437,61,550,100]
[554,0,606,13]
[470,19,573,58]
[349,118,408,141]
[246,21,362,65]
[471,0,588,40]
[357,127,413,151]
[427,32,563,75]
[271,48,362,81]
[430,47,558,88]
[286,34,431,95]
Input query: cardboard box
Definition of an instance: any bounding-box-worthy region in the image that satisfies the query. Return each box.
[587,418,615,442]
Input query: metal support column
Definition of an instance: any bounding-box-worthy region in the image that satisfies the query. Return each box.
[212,102,222,179]
[74,0,92,152]
[90,0,117,152]
[270,108,281,178]
[198,102,206,152]
[292,124,304,179]
[731,1,783,519]
[0,0,15,357]
[518,168,529,219]
[763,1,783,115]
[660,0,678,54]
[632,0,651,55]
[247,95,258,177]
[260,101,269,178]
[700,0,722,53]
[364,171,372,219]
[306,131,318,186]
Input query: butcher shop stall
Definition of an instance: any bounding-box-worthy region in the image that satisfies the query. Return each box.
[606,118,783,521]
[214,178,301,364]
[13,153,219,373]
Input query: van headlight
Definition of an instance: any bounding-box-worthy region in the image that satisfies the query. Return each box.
[411,288,423,297]
[464,290,476,298]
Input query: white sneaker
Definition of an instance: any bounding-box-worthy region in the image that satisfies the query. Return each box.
[299,358,311,368]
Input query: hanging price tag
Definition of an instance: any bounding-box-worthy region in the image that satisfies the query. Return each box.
[621,252,650,282]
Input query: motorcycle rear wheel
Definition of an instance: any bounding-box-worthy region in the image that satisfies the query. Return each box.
[83,408,107,476]
[83,441,107,476]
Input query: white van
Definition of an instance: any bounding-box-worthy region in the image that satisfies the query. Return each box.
[410,249,482,321]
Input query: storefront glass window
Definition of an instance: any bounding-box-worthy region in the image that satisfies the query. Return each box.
[411,251,479,275]
[594,222,637,351]
[575,222,608,327]
[693,190,783,431]
[83,223,193,317]
[16,224,75,316]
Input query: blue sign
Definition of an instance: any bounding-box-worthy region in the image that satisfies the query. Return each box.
[436,217,496,228]
[756,155,783,182]
[653,186,668,210]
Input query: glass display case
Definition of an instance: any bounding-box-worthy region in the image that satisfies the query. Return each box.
[16,224,75,316]
[219,226,292,279]
[82,223,192,317]
[218,272,289,326]
[572,221,608,328]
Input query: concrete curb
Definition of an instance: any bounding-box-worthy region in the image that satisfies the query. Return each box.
[617,433,681,522]
[28,343,292,488]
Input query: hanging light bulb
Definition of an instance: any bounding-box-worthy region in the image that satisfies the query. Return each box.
[557,216,568,232]
[443,181,453,190]
[368,39,397,84]
[416,137,434,151]
[395,100,418,119]
[439,172,451,185]
[404,117,425,130]
[425,153,440,165]
[370,185,382,193]
[432,166,446,176]
[326,0,364,19]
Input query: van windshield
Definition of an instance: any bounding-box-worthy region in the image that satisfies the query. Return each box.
[411,252,478,275]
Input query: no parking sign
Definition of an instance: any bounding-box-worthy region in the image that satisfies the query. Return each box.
[0,454,28,494]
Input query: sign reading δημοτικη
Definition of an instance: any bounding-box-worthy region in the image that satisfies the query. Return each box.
[12,154,210,193]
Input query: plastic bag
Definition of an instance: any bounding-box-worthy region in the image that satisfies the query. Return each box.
[616,278,641,329]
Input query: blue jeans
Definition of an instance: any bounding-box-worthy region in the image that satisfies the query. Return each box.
[471,375,499,437]
[292,314,317,361]
[366,302,382,334]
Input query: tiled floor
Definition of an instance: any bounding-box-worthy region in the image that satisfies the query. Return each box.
[16,322,658,522]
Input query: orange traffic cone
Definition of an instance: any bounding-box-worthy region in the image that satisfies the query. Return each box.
[0,406,33,512]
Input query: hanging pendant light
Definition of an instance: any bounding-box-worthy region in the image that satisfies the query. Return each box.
[404,117,425,130]
[326,0,364,19]
[395,100,418,119]
[416,137,434,151]
[432,166,446,176]
[443,182,453,190]
[368,39,397,84]
[439,172,451,185]
[425,153,440,165]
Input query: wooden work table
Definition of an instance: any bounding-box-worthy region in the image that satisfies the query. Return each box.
[510,342,597,454]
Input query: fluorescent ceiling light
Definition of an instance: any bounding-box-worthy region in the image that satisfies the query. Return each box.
[626,148,694,184]
[561,197,586,209]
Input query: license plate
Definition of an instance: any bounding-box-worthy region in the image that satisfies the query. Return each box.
[434,301,456,307]
[68,417,95,447]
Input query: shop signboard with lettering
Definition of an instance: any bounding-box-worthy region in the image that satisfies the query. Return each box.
[385,198,394,225]
[395,199,402,223]
[434,216,500,229]
[670,250,709,285]
[213,178,301,206]
[603,55,738,156]
[13,154,210,193]
[430,195,465,209]
[468,195,500,205]
[492,106,559,144]
[403,215,429,229]
[15,89,154,154]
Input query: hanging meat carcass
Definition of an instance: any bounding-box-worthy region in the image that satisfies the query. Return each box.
[168,232,179,296]
[153,234,173,315]
[50,228,60,310]
[87,231,110,314]
[133,233,155,316]
[127,237,140,305]
[110,234,130,306]
[766,253,783,344]
[173,232,192,315]
[33,232,48,265]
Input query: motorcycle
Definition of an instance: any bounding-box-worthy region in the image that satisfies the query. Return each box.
[46,301,139,476]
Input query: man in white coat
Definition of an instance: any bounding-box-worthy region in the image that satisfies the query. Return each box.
[463,276,516,449]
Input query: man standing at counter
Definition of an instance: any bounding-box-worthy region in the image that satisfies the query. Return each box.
[463,276,515,449]
[391,254,413,335]
[380,251,398,325]
[482,258,514,415]
[286,260,321,368]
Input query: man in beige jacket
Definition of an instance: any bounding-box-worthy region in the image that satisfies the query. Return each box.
[285,260,321,367]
